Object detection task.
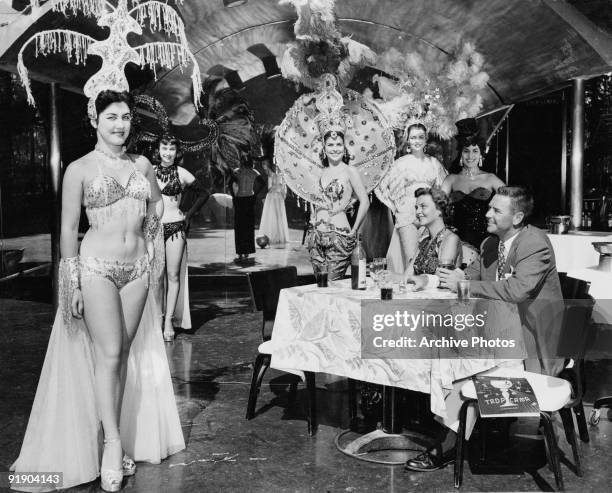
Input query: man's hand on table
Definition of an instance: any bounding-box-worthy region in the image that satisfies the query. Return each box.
[437,267,467,292]
[405,274,434,291]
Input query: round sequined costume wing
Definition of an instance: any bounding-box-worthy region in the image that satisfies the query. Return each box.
[274,85,395,207]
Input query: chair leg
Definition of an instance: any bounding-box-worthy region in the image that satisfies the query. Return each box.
[287,378,299,407]
[245,353,271,420]
[559,408,582,477]
[348,378,358,426]
[454,400,472,489]
[541,412,565,491]
[305,371,317,436]
[479,417,488,463]
[572,401,590,443]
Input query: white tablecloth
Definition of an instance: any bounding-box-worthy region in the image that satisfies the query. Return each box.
[548,233,612,272]
[268,279,520,419]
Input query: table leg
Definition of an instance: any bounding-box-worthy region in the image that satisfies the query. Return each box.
[336,385,437,465]
[383,386,401,434]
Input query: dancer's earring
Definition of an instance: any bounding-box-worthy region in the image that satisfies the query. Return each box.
[478,156,483,168]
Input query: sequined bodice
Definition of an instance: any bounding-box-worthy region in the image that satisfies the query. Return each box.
[84,160,150,229]
[320,175,352,211]
[450,187,493,248]
[156,164,182,197]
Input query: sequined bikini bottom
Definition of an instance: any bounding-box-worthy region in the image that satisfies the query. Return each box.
[80,254,150,290]
[163,220,186,242]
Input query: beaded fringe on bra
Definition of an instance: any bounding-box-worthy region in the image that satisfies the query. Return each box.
[86,197,147,230]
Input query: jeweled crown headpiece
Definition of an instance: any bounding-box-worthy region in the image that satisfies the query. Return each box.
[18,0,202,119]
[314,74,349,138]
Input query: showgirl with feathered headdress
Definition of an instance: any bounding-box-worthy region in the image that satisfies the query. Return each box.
[274,0,395,279]
[11,1,201,490]
[371,43,491,275]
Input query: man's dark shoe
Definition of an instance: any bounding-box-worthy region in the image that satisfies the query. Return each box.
[404,447,456,472]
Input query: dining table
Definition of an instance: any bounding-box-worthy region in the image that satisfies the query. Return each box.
[267,278,524,464]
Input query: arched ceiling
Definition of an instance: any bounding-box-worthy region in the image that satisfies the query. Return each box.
[1,0,611,124]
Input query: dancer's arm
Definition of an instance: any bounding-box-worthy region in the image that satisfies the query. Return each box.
[348,167,370,235]
[141,156,164,259]
[60,161,84,319]
[441,174,455,194]
[179,167,210,225]
[432,157,448,187]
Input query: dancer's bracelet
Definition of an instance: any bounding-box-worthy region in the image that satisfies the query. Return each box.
[61,256,80,291]
[143,214,161,241]
[58,256,80,330]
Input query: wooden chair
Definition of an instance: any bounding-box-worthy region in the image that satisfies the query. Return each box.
[245,267,318,435]
[454,288,595,491]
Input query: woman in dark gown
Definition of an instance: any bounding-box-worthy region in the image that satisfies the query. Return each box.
[441,119,505,249]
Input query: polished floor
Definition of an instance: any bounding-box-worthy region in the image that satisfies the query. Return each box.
[1,227,612,492]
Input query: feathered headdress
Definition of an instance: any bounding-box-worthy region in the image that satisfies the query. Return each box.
[370,43,490,140]
[128,94,218,155]
[196,78,257,190]
[18,0,201,118]
[279,0,376,89]
[314,74,350,137]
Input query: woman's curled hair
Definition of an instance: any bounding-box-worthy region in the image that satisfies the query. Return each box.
[94,90,134,120]
[153,133,184,165]
[414,186,451,223]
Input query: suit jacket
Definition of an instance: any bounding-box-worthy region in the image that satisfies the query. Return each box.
[465,225,565,376]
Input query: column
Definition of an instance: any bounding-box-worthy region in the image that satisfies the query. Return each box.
[49,83,61,310]
[570,78,585,230]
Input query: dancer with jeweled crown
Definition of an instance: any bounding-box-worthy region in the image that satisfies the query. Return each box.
[11,1,201,490]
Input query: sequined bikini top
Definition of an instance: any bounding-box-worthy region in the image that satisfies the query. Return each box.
[319,175,352,212]
[84,158,150,229]
[155,164,182,197]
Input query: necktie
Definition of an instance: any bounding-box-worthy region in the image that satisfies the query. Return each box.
[497,240,506,280]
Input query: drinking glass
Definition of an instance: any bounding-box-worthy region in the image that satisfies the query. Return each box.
[437,257,456,290]
[457,280,471,302]
[314,262,329,287]
[374,257,387,271]
[370,259,383,287]
[379,270,393,300]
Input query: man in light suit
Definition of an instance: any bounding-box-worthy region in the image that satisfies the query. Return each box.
[438,185,564,377]
[405,186,564,472]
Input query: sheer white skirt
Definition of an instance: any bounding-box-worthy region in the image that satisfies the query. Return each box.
[11,245,185,491]
[258,191,289,245]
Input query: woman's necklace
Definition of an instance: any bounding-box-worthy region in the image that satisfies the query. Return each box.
[95,145,127,170]
[155,163,177,182]
[463,166,481,180]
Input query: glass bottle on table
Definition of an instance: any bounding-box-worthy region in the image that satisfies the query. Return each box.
[351,233,367,290]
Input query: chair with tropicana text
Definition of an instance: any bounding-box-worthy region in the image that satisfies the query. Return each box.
[454,287,595,491]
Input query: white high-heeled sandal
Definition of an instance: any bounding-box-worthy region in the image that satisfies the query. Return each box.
[101,437,123,492]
